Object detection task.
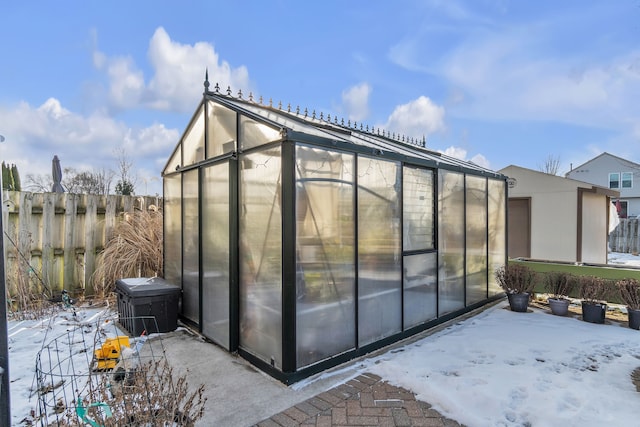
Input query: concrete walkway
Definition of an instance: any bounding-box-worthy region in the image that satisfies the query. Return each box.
[254,373,465,427]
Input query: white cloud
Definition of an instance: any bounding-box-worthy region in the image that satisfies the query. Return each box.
[93,27,251,113]
[341,83,371,122]
[384,96,445,139]
[0,98,179,195]
[105,56,145,110]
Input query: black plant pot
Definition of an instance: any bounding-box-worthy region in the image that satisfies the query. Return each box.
[548,298,570,316]
[628,307,640,330]
[507,293,530,313]
[581,301,606,324]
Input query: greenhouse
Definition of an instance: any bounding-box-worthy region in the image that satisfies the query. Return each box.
[162,77,507,383]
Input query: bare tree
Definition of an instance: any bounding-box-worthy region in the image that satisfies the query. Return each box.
[62,167,114,195]
[114,147,137,195]
[538,155,561,175]
[24,173,53,192]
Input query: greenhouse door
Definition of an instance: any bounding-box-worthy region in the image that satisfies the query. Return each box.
[201,161,232,350]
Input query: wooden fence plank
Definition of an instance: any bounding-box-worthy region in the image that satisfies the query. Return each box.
[3,191,162,299]
[83,195,97,295]
[610,218,640,254]
[64,194,79,293]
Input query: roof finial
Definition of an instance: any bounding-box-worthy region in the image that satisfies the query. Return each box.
[312,110,316,119]
[226,86,232,96]
[237,89,243,99]
[214,82,220,93]
[204,69,210,92]
[304,107,308,118]
[259,95,263,105]
[296,105,300,115]
[278,100,282,110]
[287,103,291,113]
[249,92,254,102]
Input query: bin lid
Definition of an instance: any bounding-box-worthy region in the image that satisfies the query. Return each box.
[115,277,181,297]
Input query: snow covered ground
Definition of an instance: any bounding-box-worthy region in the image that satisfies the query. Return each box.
[7,252,640,426]
[364,302,640,426]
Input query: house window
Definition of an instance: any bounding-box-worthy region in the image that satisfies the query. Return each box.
[622,172,633,188]
[609,173,620,189]
[612,200,628,218]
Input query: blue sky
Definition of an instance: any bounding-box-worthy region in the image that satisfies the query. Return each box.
[1,0,639,195]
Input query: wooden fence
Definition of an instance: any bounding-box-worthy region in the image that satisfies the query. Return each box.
[2,191,162,298]
[609,218,640,254]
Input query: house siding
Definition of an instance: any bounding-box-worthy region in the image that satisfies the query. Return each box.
[566,153,640,217]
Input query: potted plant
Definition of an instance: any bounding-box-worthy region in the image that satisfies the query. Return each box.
[616,279,640,330]
[495,264,536,312]
[544,271,575,316]
[578,276,609,324]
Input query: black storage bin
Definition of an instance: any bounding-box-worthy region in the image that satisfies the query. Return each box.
[115,277,181,336]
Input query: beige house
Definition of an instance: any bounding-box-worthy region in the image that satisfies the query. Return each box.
[499,165,619,264]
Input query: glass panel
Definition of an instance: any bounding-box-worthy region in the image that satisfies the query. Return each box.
[609,173,619,189]
[207,101,237,158]
[163,174,182,288]
[403,166,434,251]
[183,104,205,166]
[357,157,402,347]
[466,175,487,305]
[622,172,633,188]
[164,145,182,174]
[239,116,281,151]
[438,170,465,315]
[182,169,199,323]
[295,145,355,368]
[488,179,507,296]
[403,252,437,329]
[239,147,282,367]
[202,162,230,349]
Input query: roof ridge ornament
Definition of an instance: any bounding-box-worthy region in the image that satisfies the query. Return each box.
[214,83,220,93]
[226,86,232,96]
[204,69,210,92]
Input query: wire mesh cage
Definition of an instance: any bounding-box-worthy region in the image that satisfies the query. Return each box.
[34,314,197,426]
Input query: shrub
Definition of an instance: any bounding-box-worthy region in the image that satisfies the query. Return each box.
[543,271,574,299]
[92,208,163,298]
[617,278,640,310]
[495,264,536,294]
[577,276,611,303]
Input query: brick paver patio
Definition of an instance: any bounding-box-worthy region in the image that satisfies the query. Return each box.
[254,373,465,427]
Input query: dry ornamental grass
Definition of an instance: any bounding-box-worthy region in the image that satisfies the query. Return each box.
[93,209,163,298]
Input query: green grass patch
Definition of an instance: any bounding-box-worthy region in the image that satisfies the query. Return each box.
[509,259,640,304]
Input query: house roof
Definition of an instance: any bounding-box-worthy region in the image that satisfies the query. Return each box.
[500,164,620,197]
[164,79,505,179]
[567,152,640,175]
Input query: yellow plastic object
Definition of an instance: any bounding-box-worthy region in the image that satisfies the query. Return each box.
[93,336,130,370]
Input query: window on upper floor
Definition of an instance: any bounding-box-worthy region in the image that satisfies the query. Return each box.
[622,172,633,188]
[609,172,620,189]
